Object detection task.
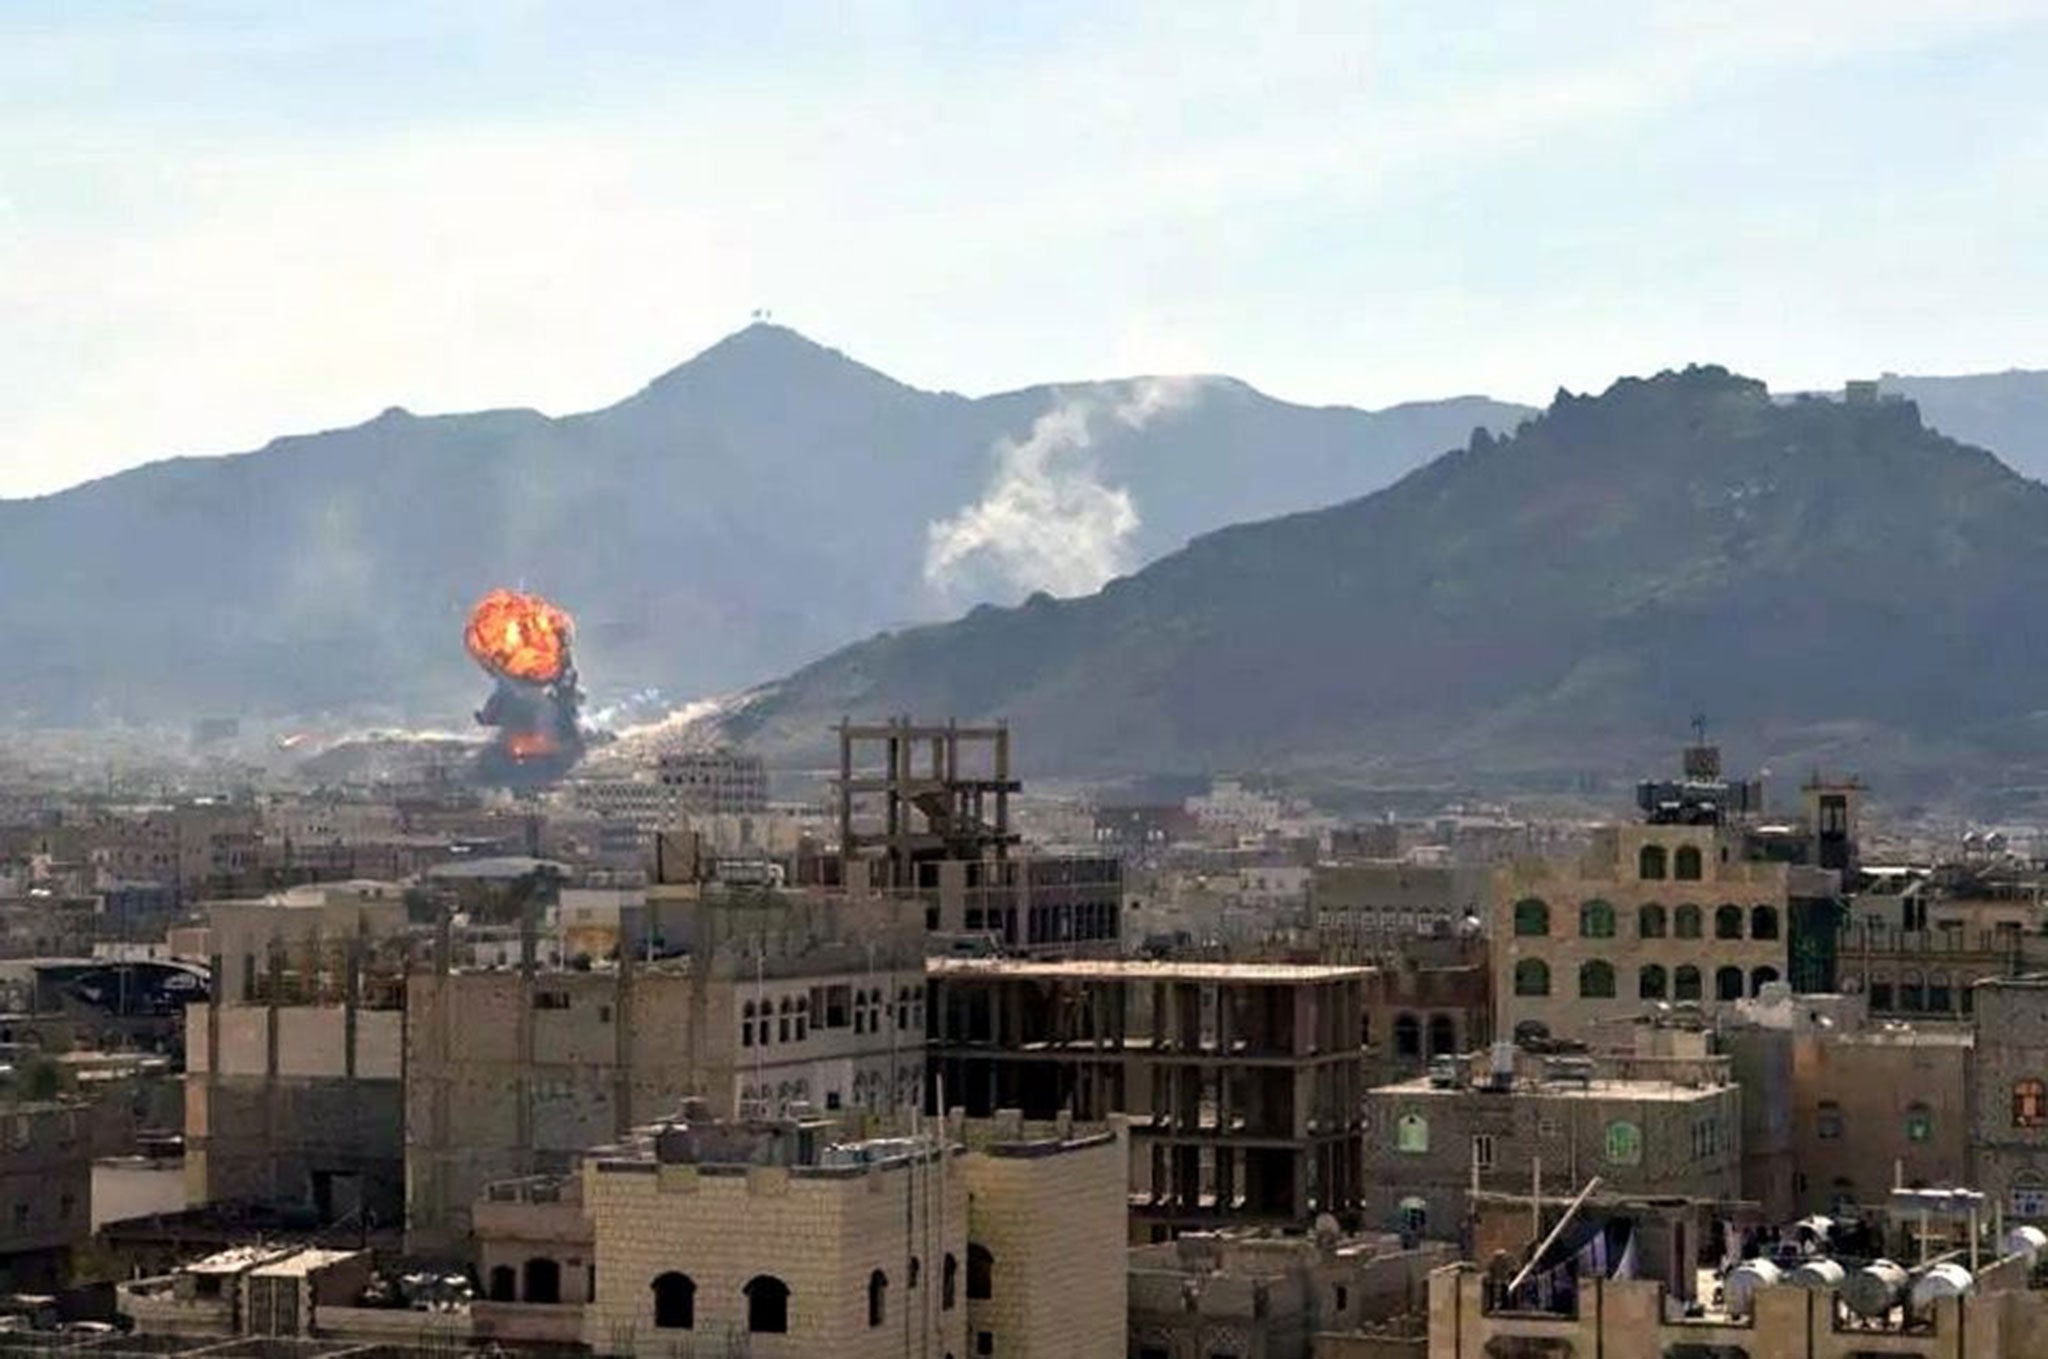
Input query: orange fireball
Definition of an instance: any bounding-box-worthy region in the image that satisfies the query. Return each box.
[465,588,573,684]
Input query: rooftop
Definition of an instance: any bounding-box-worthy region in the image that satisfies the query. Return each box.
[1373,1074,1731,1102]
[927,957,1373,983]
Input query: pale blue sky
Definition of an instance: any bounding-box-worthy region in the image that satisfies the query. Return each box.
[3,0,2045,497]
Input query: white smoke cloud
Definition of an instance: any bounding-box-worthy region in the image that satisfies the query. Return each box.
[924,377,1202,605]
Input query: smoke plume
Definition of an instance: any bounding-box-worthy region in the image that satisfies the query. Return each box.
[924,377,1202,605]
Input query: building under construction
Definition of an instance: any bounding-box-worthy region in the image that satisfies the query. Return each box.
[837,719,1120,954]
[926,957,1370,1241]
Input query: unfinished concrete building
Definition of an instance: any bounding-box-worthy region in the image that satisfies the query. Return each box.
[404,888,928,1249]
[184,884,412,1225]
[837,719,1121,954]
[927,958,1370,1240]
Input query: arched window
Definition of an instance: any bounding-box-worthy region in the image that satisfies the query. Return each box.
[967,1244,994,1301]
[1639,965,1668,1000]
[2014,1079,2047,1128]
[1674,904,1703,939]
[1715,966,1744,1002]
[1604,1121,1642,1166]
[1579,960,1616,999]
[1513,899,1550,936]
[1900,970,1925,1013]
[1513,959,1550,997]
[1579,900,1616,938]
[744,1275,790,1334]
[1393,1013,1421,1056]
[1927,973,1952,1013]
[1674,966,1703,1001]
[741,1001,756,1048]
[1818,1101,1844,1140]
[488,1265,515,1302]
[1750,966,1779,996]
[868,1270,888,1327]
[1715,905,1744,940]
[1395,1112,1431,1152]
[1674,846,1703,881]
[1750,905,1780,940]
[652,1272,695,1330]
[1638,904,1667,938]
[942,1254,958,1310]
[1428,1015,1457,1057]
[1398,1196,1428,1235]
[1905,1103,1932,1143]
[523,1258,561,1306]
[778,997,793,1043]
[1638,845,1667,880]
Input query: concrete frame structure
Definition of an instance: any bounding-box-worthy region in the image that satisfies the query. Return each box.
[927,957,1370,1239]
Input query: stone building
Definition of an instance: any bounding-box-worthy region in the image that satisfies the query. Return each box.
[1492,823,1803,1046]
[1312,863,1487,956]
[405,889,927,1247]
[928,957,1370,1239]
[184,885,411,1223]
[1129,1227,1449,1359]
[571,1107,1125,1359]
[1360,940,1493,1085]
[1360,1037,1742,1242]
[0,1099,92,1291]
[1969,975,2048,1227]
[1789,1022,1973,1218]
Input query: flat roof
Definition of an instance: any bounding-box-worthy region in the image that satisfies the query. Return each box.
[1372,1076,1731,1102]
[928,958,1374,983]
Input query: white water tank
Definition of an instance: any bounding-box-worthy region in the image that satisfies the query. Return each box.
[1725,1259,1781,1317]
[1842,1260,1908,1318]
[1789,1258,1846,1291]
[2007,1225,2048,1265]
[1909,1262,1974,1311]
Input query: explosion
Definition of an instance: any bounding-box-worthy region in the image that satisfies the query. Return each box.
[464,588,586,787]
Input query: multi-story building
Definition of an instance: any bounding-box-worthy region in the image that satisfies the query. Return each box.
[1359,1034,1742,1242]
[1312,863,1488,955]
[657,748,769,815]
[0,1099,92,1291]
[184,884,411,1222]
[1361,940,1493,1085]
[1491,745,1844,1046]
[565,1107,1126,1359]
[405,889,927,1247]
[1969,975,2048,1227]
[927,957,1370,1239]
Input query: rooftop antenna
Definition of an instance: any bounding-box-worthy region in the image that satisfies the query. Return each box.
[1691,713,1709,747]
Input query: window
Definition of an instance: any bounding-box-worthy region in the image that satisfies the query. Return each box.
[1750,905,1779,940]
[1869,979,1894,1012]
[1428,1015,1457,1057]
[523,1258,562,1305]
[1674,965,1702,1001]
[909,1257,921,1289]
[1674,846,1703,881]
[745,1275,790,1333]
[779,998,793,1043]
[1473,1133,1496,1171]
[1396,1113,1430,1154]
[1394,1013,1421,1056]
[1604,1121,1642,1166]
[488,1266,515,1301]
[967,1244,994,1301]
[1906,1103,1932,1143]
[1638,904,1667,938]
[1399,1197,1428,1235]
[533,991,570,1011]
[1715,905,1744,940]
[1831,1178,1857,1217]
[1750,966,1779,996]
[868,1270,888,1328]
[1513,959,1550,998]
[2015,1079,2047,1128]
[2013,1173,2048,1218]
[1674,904,1703,939]
[1513,899,1550,936]
[1639,845,1667,880]
[651,1273,695,1330]
[1579,960,1616,999]
[975,1333,993,1357]
[1334,1285,1349,1314]
[1579,900,1616,938]
[1818,1101,1844,1140]
[1715,966,1744,1002]
[1900,971,1925,1013]
[742,1001,755,1048]
[943,1254,958,1310]
[1639,965,1668,1000]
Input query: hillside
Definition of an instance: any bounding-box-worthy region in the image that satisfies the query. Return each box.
[718,369,2048,795]
[0,325,1525,726]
